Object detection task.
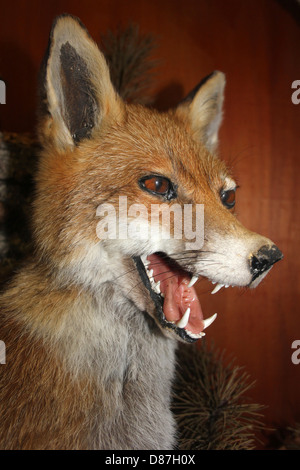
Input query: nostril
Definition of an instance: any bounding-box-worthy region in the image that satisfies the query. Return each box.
[250,244,283,280]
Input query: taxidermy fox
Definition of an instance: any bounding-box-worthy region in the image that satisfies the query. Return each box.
[0,15,282,449]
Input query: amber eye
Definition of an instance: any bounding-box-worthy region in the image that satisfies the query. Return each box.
[220,188,236,209]
[139,175,176,200]
[144,176,169,193]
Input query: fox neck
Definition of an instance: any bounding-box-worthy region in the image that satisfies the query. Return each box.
[23,256,174,378]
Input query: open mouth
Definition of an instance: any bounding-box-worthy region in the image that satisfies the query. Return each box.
[133,252,218,343]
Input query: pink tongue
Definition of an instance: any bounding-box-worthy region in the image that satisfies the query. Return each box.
[147,254,204,335]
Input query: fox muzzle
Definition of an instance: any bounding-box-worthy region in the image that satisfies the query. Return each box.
[250,244,283,282]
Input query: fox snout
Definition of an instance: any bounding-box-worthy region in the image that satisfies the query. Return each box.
[250,244,283,284]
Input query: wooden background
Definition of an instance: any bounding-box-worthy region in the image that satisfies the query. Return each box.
[0,0,299,442]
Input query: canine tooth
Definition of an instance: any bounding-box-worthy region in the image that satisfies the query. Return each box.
[211,283,224,295]
[188,276,199,288]
[203,313,217,330]
[176,307,190,329]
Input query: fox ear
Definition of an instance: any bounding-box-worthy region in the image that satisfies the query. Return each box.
[175,71,225,153]
[38,15,124,149]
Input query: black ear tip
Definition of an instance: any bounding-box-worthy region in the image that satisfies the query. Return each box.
[180,73,214,105]
[180,71,225,106]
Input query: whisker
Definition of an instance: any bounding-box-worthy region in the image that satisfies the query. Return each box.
[108,249,227,291]
[169,249,226,258]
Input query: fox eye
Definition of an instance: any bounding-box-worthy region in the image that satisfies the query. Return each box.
[139,175,176,200]
[220,188,236,209]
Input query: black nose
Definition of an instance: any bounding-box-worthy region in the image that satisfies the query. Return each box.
[250,244,283,281]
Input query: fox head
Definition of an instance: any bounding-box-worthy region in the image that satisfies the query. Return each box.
[35,15,283,343]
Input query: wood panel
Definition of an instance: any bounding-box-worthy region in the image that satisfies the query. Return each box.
[0,0,299,439]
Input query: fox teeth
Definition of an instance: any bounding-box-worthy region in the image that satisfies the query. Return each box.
[148,269,154,280]
[145,266,161,294]
[211,283,225,295]
[176,307,190,329]
[188,276,199,288]
[152,280,161,294]
[203,313,217,329]
[141,254,150,267]
[186,330,206,339]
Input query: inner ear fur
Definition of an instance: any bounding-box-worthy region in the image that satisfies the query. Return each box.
[175,71,226,153]
[39,14,124,149]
